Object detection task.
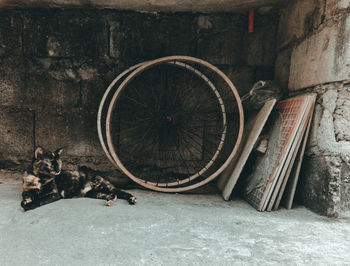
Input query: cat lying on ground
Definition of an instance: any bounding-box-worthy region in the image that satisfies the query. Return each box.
[21,147,137,211]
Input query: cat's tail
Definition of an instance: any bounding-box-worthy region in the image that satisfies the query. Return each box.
[116,190,137,205]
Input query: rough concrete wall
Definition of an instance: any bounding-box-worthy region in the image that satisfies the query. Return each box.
[296,82,350,217]
[0,9,278,172]
[274,0,350,217]
[275,0,350,90]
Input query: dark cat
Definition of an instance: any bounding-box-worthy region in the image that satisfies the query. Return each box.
[21,147,137,211]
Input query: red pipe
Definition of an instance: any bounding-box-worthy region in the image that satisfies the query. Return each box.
[248,9,254,33]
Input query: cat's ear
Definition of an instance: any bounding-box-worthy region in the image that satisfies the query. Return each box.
[54,148,63,157]
[34,147,44,159]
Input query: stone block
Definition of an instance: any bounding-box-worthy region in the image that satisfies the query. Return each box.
[274,47,292,89]
[298,155,332,216]
[23,9,108,57]
[340,157,350,212]
[219,66,256,95]
[0,107,34,159]
[197,14,245,65]
[243,15,279,67]
[326,0,350,18]
[289,14,350,90]
[334,84,350,141]
[81,79,109,111]
[109,13,196,63]
[0,57,26,106]
[35,108,104,158]
[77,58,123,110]
[0,11,22,56]
[25,58,80,108]
[298,155,346,217]
[277,0,326,50]
[300,153,350,217]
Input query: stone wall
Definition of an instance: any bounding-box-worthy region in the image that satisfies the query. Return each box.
[0,9,278,172]
[276,0,350,217]
[295,82,350,217]
[275,0,350,89]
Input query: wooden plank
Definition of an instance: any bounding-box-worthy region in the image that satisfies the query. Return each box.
[220,99,277,200]
[243,94,313,211]
[218,99,275,193]
[272,112,313,210]
[282,95,316,209]
[260,95,310,211]
[267,97,314,211]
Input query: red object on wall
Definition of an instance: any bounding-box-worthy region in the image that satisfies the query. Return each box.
[249,9,254,33]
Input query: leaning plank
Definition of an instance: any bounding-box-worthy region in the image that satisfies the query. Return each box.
[273,112,313,210]
[267,97,315,211]
[217,109,260,192]
[244,94,313,211]
[260,96,310,211]
[221,99,277,200]
[282,95,316,209]
[273,97,316,210]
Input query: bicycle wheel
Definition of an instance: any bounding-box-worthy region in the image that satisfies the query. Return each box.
[103,56,243,192]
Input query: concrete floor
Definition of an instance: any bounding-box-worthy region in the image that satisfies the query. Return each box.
[1,171,350,266]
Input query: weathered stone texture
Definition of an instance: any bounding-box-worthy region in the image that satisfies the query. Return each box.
[299,156,334,216]
[109,13,196,63]
[35,108,103,157]
[298,82,350,216]
[220,65,274,96]
[197,14,278,66]
[0,57,26,106]
[326,0,350,18]
[23,10,108,57]
[274,47,292,89]
[0,9,279,173]
[340,156,350,212]
[289,14,350,90]
[277,0,326,50]
[0,107,34,159]
[197,15,245,65]
[334,83,350,142]
[300,154,350,217]
[219,66,256,96]
[24,58,80,107]
[263,0,350,216]
[243,15,278,66]
[78,58,123,110]
[306,83,350,156]
[0,11,22,56]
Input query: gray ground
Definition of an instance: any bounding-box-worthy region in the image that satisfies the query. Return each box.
[1,170,350,266]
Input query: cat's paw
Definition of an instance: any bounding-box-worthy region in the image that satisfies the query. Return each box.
[128,196,137,205]
[21,199,36,211]
[21,200,29,210]
[106,200,114,206]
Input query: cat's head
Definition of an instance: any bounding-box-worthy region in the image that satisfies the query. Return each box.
[32,147,63,176]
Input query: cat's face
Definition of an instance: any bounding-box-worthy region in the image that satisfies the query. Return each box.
[32,147,63,176]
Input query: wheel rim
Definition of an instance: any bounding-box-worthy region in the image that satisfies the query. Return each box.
[104,56,244,192]
[98,60,227,187]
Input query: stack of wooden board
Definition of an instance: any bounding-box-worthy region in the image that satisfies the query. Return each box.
[219,93,316,211]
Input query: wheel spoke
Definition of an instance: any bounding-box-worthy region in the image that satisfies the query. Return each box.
[102,58,242,192]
